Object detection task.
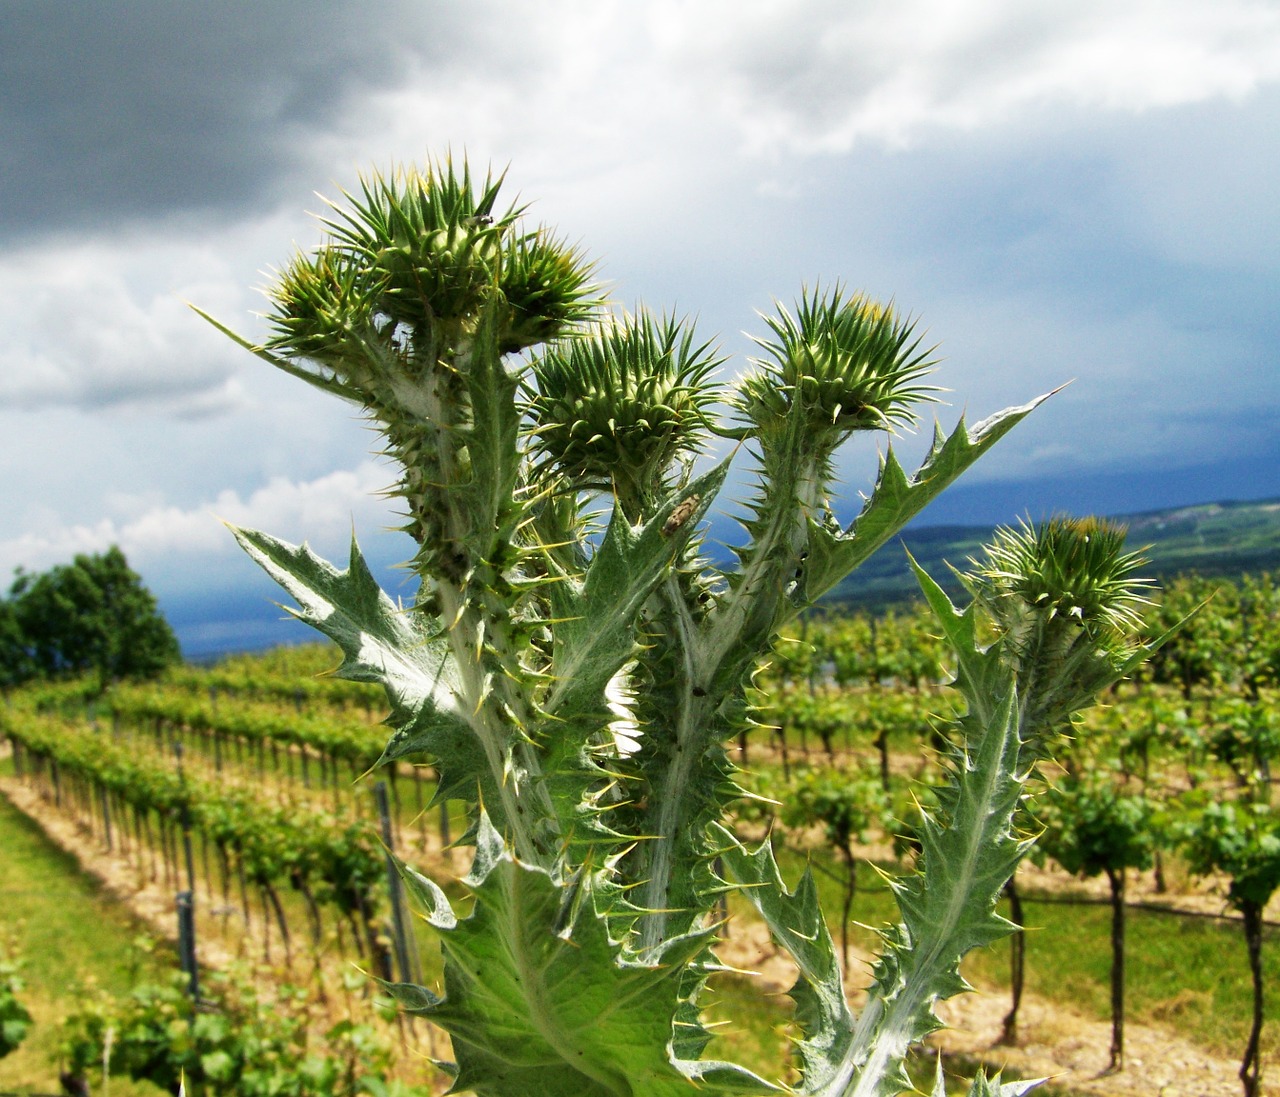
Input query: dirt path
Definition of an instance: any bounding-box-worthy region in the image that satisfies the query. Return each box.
[934,987,1265,1097]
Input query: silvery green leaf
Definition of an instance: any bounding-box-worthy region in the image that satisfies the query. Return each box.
[546,458,730,721]
[229,527,490,803]
[909,556,1007,732]
[804,394,1055,604]
[711,824,854,1094]
[390,813,781,1096]
[392,856,457,931]
[813,684,1028,1097]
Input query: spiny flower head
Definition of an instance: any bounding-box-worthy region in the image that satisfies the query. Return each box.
[498,229,601,354]
[263,159,599,386]
[264,246,390,383]
[971,516,1153,642]
[967,516,1156,750]
[321,159,515,330]
[526,311,723,514]
[733,286,938,446]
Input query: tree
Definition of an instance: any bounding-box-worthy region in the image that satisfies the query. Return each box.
[0,600,34,688]
[4,546,179,688]
[1038,774,1155,1072]
[1180,797,1280,1097]
[1208,696,1280,797]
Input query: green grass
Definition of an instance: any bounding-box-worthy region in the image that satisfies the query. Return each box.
[0,777,165,1094]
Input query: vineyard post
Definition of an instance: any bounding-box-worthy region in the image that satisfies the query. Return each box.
[437,795,450,848]
[375,779,420,986]
[410,762,426,846]
[99,782,113,852]
[998,874,1024,1046]
[177,889,200,1002]
[1038,775,1154,1072]
[174,740,198,896]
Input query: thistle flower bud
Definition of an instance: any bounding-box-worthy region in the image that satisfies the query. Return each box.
[733,287,938,449]
[972,517,1153,643]
[497,230,600,354]
[328,162,511,329]
[526,311,723,517]
[258,160,599,442]
[265,247,388,380]
[968,516,1155,745]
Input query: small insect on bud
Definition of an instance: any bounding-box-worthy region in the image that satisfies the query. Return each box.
[661,495,701,538]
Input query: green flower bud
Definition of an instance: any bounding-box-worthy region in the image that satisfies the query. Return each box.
[259,161,598,428]
[263,159,517,378]
[337,163,510,328]
[968,516,1155,746]
[972,516,1153,643]
[734,286,938,447]
[265,247,389,380]
[497,230,601,354]
[526,311,723,517]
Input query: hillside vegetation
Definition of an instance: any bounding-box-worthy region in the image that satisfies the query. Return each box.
[830,497,1280,610]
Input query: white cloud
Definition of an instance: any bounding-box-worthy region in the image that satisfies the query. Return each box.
[0,460,402,580]
[656,0,1280,155]
[2,0,1277,638]
[305,0,1280,261]
[0,236,258,415]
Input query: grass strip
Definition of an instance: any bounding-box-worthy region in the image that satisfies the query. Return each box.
[0,780,164,1094]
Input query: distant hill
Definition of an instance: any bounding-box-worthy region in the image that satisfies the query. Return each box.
[826,497,1280,611]
[170,495,1280,658]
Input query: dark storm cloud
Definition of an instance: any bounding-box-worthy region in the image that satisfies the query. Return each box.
[0,1,459,240]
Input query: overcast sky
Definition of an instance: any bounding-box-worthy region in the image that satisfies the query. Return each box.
[3,0,1279,654]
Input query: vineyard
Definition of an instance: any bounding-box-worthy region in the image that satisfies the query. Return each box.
[1,571,1278,1094]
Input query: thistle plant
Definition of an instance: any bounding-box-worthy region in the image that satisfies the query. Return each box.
[202,157,1162,1096]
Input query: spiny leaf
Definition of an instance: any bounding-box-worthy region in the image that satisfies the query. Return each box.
[386,814,781,1096]
[546,458,731,719]
[711,824,853,1094]
[802,392,1056,603]
[228,527,490,804]
[909,555,1007,732]
[826,685,1027,1097]
[928,1057,1045,1097]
